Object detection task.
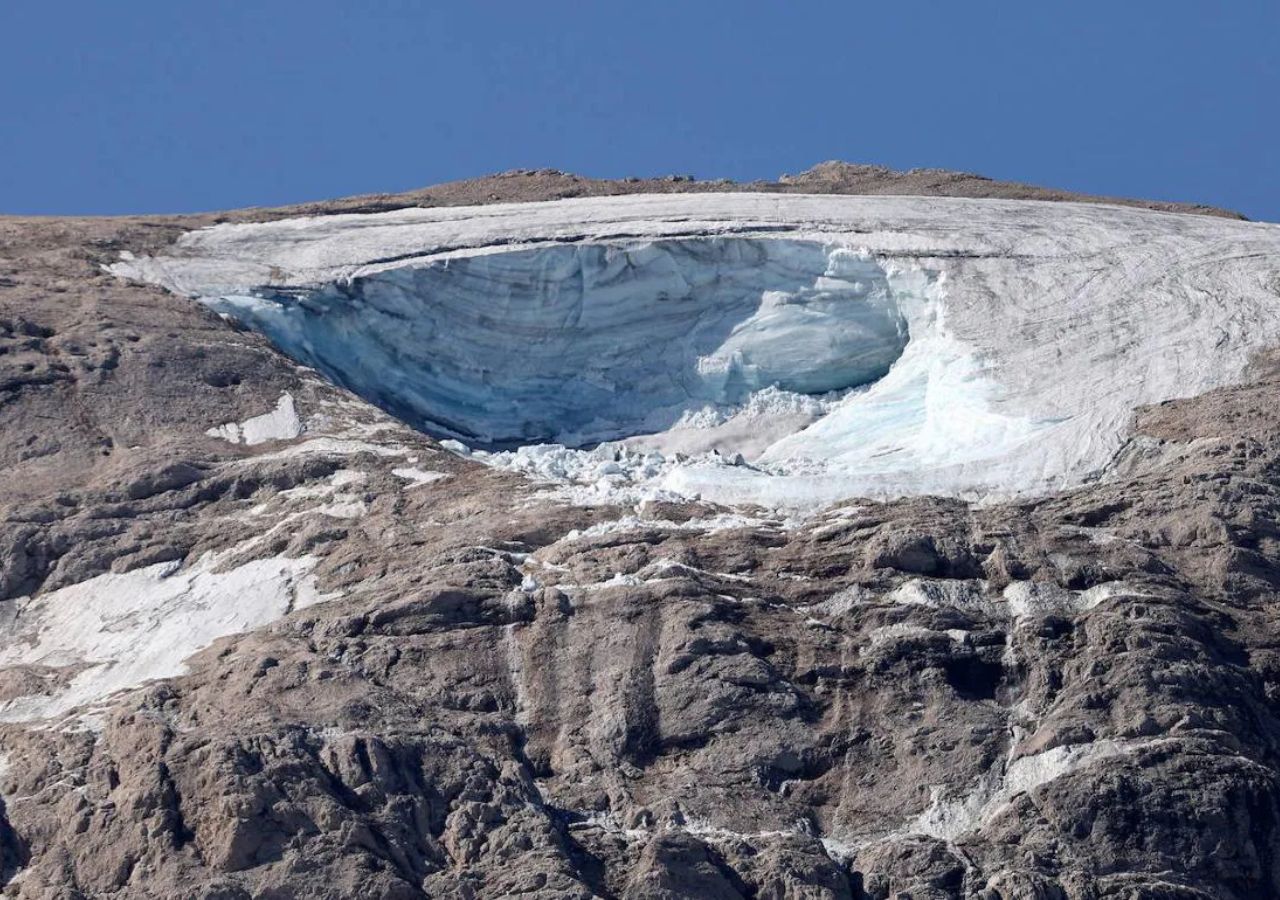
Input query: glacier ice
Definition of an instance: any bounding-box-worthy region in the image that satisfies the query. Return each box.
[200,239,909,448]
[110,192,1280,508]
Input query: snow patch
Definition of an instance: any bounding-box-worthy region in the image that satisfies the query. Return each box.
[560,511,784,543]
[0,551,328,722]
[911,739,1137,841]
[864,622,967,651]
[1003,580,1147,621]
[253,437,410,461]
[207,393,302,445]
[391,467,451,487]
[845,577,1148,622]
[330,469,367,488]
[888,578,995,615]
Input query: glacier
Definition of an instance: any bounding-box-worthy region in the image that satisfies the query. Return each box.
[111,193,1280,507]
[199,239,910,448]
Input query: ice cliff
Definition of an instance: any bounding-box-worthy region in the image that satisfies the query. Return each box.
[200,239,909,448]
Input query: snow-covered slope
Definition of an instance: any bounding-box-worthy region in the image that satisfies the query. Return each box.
[112,193,1280,506]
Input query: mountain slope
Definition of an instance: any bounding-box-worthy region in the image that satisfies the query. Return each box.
[0,165,1279,899]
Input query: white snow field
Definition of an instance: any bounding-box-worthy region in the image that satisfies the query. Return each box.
[113,193,1280,507]
[0,550,325,723]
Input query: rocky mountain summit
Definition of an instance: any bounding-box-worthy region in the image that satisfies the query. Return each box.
[2,165,1280,899]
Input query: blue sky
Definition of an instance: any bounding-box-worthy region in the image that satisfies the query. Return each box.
[2,2,1276,219]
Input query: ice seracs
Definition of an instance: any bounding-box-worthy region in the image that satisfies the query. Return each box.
[111,193,1280,508]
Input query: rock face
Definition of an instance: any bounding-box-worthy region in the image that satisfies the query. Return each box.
[1,165,1280,899]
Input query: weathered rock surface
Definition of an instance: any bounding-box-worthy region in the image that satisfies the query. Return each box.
[1,165,1278,898]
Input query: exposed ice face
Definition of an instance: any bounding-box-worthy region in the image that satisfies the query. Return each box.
[111,192,1280,508]
[203,239,909,448]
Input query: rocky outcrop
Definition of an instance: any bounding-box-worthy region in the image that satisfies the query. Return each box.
[247,161,1247,221]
